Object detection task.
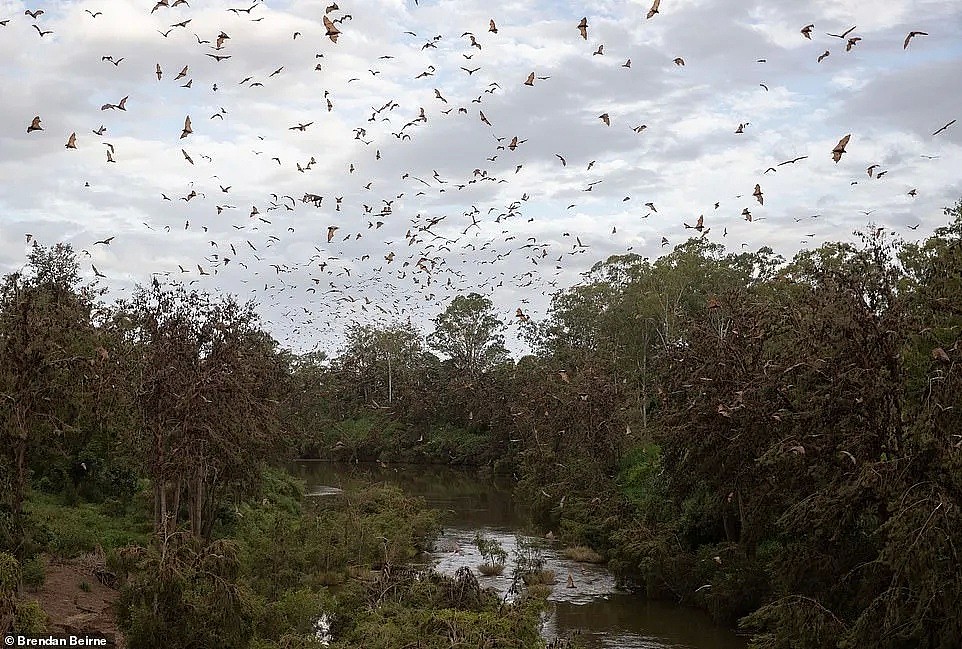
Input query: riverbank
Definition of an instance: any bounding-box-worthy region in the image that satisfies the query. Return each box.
[4,469,554,648]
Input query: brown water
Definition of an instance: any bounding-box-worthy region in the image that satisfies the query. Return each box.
[291,461,748,649]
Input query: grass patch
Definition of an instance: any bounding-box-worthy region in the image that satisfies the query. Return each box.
[521,569,556,586]
[562,545,604,563]
[478,562,505,576]
[526,583,553,600]
[25,491,152,557]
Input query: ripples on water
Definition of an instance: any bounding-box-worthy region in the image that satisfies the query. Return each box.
[305,485,344,497]
[430,527,616,603]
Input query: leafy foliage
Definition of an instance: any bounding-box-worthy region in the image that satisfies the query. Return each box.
[116,535,255,649]
[427,292,509,377]
[474,531,507,574]
[329,566,546,649]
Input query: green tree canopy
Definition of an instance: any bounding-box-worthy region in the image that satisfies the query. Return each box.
[427,293,509,377]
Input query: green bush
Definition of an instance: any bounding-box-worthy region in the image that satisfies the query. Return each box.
[0,552,19,595]
[525,583,553,600]
[329,567,545,649]
[19,556,44,589]
[474,532,507,568]
[250,635,328,649]
[419,424,489,464]
[678,487,725,548]
[562,545,604,563]
[14,599,47,633]
[235,482,437,607]
[693,544,771,625]
[324,416,400,462]
[618,443,667,512]
[258,468,306,515]
[607,522,693,598]
[0,511,53,560]
[522,569,556,586]
[25,492,151,557]
[555,497,613,553]
[511,535,546,577]
[116,536,256,649]
[1,554,45,632]
[254,588,329,640]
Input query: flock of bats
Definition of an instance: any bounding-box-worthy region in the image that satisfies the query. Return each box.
[6,1,958,350]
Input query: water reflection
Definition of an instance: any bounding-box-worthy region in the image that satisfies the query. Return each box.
[544,597,748,649]
[294,461,747,649]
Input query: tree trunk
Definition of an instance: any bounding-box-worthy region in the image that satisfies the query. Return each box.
[188,471,205,538]
[723,503,736,542]
[201,480,219,540]
[152,425,167,535]
[737,489,757,557]
[158,479,168,537]
[153,480,162,532]
[11,439,27,517]
[387,354,393,404]
[169,478,182,530]
[640,352,649,429]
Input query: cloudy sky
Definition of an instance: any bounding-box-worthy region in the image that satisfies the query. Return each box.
[1,0,960,355]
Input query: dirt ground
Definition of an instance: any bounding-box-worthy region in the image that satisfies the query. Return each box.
[25,555,124,648]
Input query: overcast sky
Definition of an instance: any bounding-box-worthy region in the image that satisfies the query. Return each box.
[1,0,960,355]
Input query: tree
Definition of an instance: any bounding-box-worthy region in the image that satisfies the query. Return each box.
[118,280,287,539]
[427,293,508,378]
[0,244,105,521]
[339,322,428,406]
[284,350,330,453]
[652,223,962,646]
[115,536,253,649]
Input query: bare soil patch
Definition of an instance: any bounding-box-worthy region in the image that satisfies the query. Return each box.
[27,554,123,648]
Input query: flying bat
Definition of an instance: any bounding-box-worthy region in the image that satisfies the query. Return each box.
[832,134,851,163]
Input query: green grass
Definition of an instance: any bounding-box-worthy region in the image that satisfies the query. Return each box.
[562,545,604,563]
[25,492,152,557]
[521,569,556,586]
[478,562,505,576]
